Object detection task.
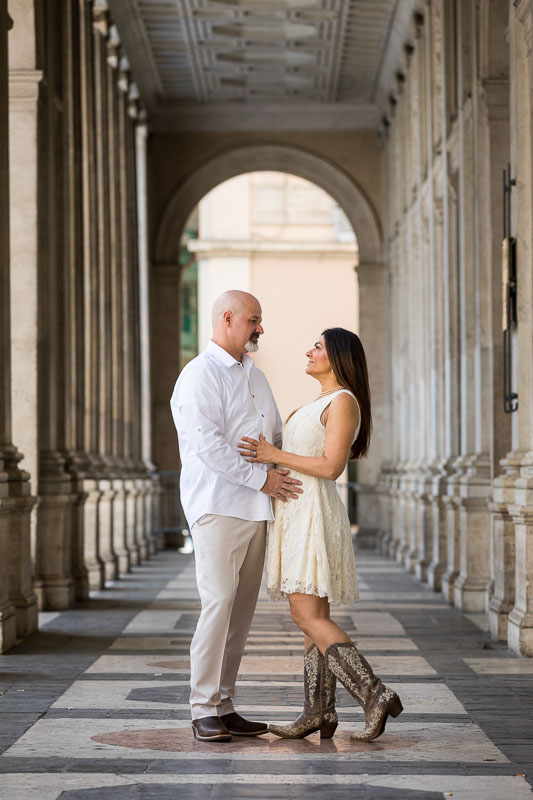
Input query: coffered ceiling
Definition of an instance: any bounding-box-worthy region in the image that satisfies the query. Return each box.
[108,0,419,131]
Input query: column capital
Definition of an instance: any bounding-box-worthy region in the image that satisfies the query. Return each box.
[118,54,130,94]
[92,0,109,36]
[106,24,121,69]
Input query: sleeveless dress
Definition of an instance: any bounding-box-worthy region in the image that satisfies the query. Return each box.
[266,389,360,606]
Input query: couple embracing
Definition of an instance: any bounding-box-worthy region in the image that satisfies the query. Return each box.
[170,290,403,744]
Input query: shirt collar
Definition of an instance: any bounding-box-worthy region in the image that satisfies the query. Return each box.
[207,340,253,371]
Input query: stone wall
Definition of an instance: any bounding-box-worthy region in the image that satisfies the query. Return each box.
[379,0,533,656]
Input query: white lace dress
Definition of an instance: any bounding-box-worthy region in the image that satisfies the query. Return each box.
[266,389,360,605]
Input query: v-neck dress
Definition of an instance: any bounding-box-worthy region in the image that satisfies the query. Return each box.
[266,389,360,605]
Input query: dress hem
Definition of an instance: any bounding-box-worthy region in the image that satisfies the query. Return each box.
[267,584,360,606]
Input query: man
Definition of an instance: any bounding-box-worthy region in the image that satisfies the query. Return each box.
[170,290,303,742]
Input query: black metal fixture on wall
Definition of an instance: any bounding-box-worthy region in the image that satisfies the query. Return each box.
[502,163,518,414]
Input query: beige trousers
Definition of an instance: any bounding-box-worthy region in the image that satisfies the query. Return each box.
[189,513,267,720]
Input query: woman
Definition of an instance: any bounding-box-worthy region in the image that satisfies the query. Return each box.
[238,327,403,741]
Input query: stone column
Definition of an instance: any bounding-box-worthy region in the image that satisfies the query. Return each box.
[507,1,533,655]
[489,456,519,640]
[356,261,390,541]
[135,117,156,556]
[116,55,142,567]
[126,85,150,562]
[452,3,492,613]
[6,0,39,637]
[441,170,462,604]
[34,0,76,610]
[79,0,104,591]
[478,9,513,637]
[92,2,118,583]
[104,24,129,574]
[0,0,18,651]
[59,0,89,602]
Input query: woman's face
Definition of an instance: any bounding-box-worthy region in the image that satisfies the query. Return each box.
[305,335,332,377]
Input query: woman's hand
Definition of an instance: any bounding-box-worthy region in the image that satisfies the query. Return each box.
[238,434,279,464]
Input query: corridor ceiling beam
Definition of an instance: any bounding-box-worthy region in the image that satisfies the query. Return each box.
[107,0,422,131]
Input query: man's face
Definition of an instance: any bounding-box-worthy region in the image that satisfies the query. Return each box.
[229,301,264,355]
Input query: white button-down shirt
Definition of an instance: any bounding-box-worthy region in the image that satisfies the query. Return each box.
[170,340,282,528]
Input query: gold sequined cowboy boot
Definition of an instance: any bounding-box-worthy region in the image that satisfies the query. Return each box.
[325,641,403,741]
[269,643,338,739]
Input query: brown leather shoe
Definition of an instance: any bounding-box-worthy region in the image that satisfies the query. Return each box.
[192,716,232,742]
[220,711,268,736]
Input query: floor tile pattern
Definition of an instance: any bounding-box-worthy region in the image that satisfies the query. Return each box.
[1,546,533,799]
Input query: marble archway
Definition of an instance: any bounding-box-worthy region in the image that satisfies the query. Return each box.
[154,143,381,267]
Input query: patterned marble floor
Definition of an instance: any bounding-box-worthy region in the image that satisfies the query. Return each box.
[1,545,533,799]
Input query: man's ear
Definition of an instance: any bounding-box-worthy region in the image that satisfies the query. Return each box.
[224,311,232,326]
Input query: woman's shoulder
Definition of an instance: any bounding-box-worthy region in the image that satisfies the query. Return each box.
[329,390,360,416]
[321,390,359,425]
[322,389,358,408]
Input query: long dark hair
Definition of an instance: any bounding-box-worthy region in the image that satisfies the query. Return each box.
[322,327,372,459]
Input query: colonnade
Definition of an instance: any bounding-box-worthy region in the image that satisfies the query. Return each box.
[378,0,533,656]
[0,0,158,652]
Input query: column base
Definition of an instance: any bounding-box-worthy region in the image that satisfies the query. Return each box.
[488,596,513,641]
[441,570,458,604]
[0,602,17,653]
[98,482,119,583]
[415,560,430,582]
[453,577,488,613]
[404,548,418,573]
[507,609,533,656]
[33,578,75,611]
[125,479,140,566]
[12,591,38,638]
[427,562,444,592]
[35,470,76,610]
[388,536,399,559]
[86,560,105,591]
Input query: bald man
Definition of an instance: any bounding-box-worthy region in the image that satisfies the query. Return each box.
[170,290,303,742]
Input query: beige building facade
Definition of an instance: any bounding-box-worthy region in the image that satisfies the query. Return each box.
[1,0,533,658]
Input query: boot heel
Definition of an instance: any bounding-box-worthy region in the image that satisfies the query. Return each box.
[320,720,338,739]
[389,696,404,718]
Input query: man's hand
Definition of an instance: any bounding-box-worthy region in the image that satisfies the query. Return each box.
[261,469,303,501]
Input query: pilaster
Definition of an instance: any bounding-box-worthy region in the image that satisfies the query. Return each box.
[414,461,440,583]
[488,454,519,640]
[356,261,390,542]
[427,459,453,592]
[453,454,492,612]
[441,460,464,604]
[507,453,533,655]
[7,0,41,636]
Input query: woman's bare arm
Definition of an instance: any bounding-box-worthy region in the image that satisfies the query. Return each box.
[238,393,359,481]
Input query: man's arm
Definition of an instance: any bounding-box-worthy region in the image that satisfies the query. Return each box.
[171,368,266,492]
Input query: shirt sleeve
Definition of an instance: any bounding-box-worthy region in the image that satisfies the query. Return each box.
[171,365,267,492]
[273,402,283,449]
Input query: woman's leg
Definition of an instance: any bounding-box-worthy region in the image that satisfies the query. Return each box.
[289,593,404,741]
[289,593,351,654]
[268,595,340,739]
